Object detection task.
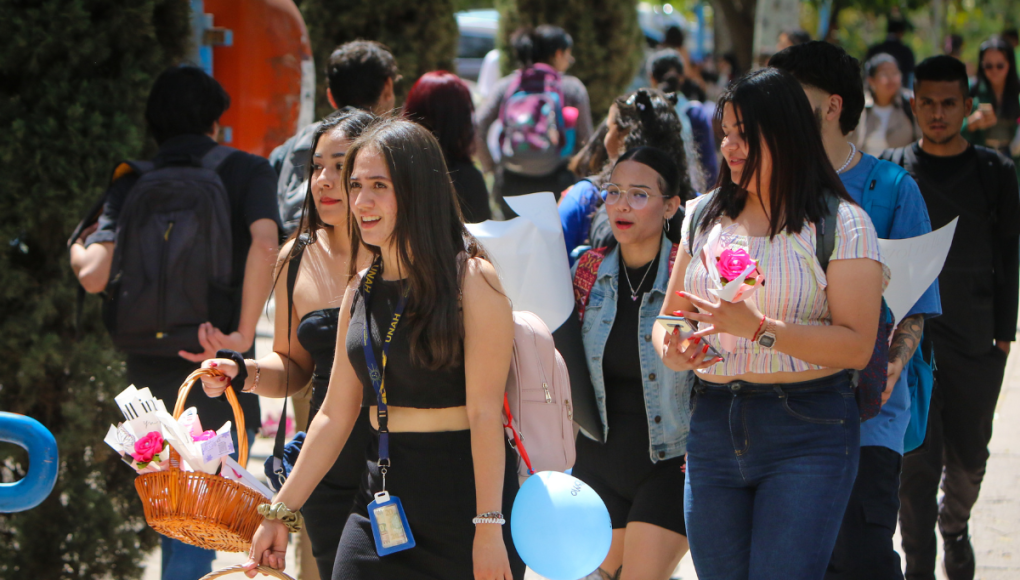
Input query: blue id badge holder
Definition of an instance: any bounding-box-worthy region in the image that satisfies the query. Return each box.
[368,490,415,556]
[362,262,415,557]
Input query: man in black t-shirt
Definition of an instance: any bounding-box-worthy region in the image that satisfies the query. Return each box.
[883,56,1020,580]
[69,67,281,580]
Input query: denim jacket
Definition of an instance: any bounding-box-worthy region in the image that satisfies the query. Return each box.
[578,234,692,461]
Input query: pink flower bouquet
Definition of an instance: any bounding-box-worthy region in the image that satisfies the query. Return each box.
[704,224,764,303]
[130,431,169,473]
[103,385,233,476]
[701,224,766,351]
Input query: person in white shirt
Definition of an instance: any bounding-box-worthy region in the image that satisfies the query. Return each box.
[854,53,920,156]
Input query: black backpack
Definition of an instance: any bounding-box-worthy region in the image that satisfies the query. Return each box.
[99,146,236,356]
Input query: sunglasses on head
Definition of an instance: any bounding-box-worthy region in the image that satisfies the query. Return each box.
[983,62,1007,71]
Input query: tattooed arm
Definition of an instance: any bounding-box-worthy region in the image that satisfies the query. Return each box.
[884,314,924,405]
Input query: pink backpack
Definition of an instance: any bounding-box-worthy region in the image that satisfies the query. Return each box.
[503,311,576,480]
[498,64,568,177]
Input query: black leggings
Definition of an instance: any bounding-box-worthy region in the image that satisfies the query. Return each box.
[572,411,687,536]
[302,408,373,580]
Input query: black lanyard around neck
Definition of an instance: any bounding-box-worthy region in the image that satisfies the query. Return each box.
[361,259,408,489]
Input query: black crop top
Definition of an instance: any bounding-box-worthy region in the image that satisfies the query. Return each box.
[296,307,339,418]
[346,277,468,408]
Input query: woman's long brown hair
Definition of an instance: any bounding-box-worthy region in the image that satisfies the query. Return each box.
[342,117,487,371]
[275,108,374,275]
[702,68,853,237]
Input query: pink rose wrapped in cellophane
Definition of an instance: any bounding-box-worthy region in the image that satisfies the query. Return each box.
[701,223,765,351]
[130,431,169,474]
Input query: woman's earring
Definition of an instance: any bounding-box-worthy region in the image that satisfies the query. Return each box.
[664,217,671,232]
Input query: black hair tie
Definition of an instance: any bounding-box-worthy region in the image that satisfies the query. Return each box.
[216,349,248,399]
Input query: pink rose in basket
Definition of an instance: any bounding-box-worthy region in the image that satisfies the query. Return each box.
[192,430,217,442]
[131,431,166,464]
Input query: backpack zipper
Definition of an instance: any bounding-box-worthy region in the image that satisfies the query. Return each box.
[542,382,552,403]
[156,221,174,339]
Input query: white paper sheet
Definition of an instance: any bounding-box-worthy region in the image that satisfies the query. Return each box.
[221,456,274,500]
[879,218,958,328]
[466,192,575,331]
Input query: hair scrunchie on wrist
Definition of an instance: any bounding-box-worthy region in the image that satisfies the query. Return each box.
[257,501,304,533]
[215,349,247,398]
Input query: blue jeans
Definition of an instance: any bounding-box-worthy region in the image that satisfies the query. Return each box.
[684,373,860,580]
[160,427,258,580]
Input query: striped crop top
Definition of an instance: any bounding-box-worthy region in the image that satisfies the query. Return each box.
[681,194,888,376]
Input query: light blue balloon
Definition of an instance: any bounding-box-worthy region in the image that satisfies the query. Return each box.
[511,471,612,580]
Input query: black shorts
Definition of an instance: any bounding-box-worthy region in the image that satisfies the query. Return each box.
[571,412,687,536]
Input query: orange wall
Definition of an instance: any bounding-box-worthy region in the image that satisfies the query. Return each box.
[205,0,313,157]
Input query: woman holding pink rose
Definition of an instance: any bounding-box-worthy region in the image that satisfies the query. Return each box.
[653,69,887,579]
[571,146,696,580]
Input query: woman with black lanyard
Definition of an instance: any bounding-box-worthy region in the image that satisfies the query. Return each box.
[198,109,374,579]
[242,117,525,580]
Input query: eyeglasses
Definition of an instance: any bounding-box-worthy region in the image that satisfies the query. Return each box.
[601,185,667,210]
[983,62,1007,71]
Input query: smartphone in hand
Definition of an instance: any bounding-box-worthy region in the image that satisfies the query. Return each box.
[655,315,725,360]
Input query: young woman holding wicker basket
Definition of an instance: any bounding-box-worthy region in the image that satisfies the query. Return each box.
[198,109,375,579]
[242,117,526,580]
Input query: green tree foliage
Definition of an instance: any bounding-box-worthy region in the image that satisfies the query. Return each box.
[800,0,1015,66]
[0,0,189,577]
[497,0,644,120]
[296,0,459,118]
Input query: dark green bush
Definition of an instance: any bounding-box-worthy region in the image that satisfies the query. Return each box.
[0,0,189,577]
[297,0,460,118]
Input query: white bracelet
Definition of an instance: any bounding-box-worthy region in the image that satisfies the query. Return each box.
[472,516,506,525]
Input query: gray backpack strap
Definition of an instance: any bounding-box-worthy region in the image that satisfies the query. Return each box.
[687,191,716,256]
[200,145,237,171]
[816,192,840,272]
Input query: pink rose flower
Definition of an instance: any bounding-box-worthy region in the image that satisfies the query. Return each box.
[716,247,758,284]
[192,430,217,442]
[131,431,165,464]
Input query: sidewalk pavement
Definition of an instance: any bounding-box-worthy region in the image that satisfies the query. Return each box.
[964,342,1020,579]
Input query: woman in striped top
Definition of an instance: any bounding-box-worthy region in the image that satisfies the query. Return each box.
[653,69,887,579]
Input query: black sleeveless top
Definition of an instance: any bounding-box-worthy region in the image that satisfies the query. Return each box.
[346,277,468,408]
[296,307,340,418]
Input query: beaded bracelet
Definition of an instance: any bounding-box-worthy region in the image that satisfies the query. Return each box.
[472,511,505,525]
[243,359,261,393]
[472,516,506,525]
